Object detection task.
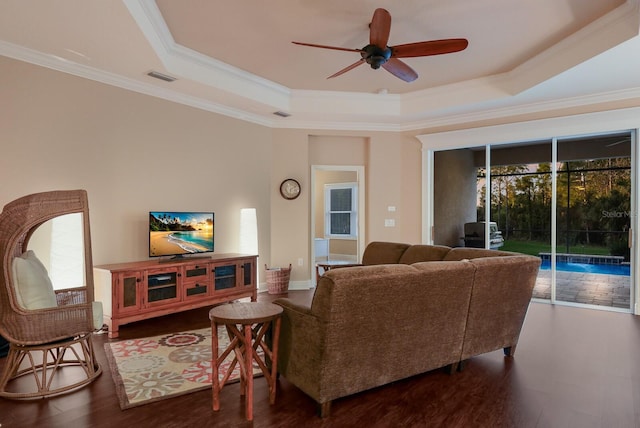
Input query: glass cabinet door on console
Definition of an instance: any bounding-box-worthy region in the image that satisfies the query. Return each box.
[213,264,237,291]
[183,263,211,300]
[213,259,256,293]
[116,271,142,314]
[145,267,180,306]
[240,260,255,288]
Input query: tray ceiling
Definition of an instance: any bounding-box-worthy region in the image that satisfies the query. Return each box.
[1,0,639,130]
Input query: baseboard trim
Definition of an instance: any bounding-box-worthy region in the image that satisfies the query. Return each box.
[258,279,313,293]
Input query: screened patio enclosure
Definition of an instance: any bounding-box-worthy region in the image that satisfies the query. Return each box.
[432,131,634,312]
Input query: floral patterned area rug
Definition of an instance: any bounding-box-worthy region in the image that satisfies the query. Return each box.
[104,327,262,409]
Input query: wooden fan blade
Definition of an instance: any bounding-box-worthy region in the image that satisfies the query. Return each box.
[292,41,362,53]
[370,8,391,48]
[391,38,468,58]
[382,58,418,82]
[328,60,365,79]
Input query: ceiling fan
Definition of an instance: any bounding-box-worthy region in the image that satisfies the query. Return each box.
[292,8,468,83]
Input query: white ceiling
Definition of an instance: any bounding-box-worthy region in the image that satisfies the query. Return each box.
[1,0,639,131]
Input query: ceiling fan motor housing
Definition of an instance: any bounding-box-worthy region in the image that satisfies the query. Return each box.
[361,44,391,69]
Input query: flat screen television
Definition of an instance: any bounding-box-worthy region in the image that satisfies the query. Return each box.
[149,211,214,258]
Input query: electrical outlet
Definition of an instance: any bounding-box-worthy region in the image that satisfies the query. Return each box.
[298,258,304,266]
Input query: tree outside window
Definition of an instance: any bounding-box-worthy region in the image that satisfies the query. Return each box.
[477,158,630,258]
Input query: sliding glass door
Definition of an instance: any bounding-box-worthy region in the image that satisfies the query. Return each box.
[554,135,631,308]
[433,131,634,311]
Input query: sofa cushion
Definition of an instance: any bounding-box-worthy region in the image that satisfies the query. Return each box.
[361,242,410,265]
[410,260,471,272]
[11,250,58,310]
[398,244,451,264]
[313,264,419,318]
[442,247,517,261]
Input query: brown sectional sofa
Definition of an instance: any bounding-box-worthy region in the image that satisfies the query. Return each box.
[273,242,541,417]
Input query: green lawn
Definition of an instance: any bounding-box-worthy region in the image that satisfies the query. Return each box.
[501,240,611,256]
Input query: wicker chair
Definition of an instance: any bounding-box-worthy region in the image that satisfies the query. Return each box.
[0,190,102,399]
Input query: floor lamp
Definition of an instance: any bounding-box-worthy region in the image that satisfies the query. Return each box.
[239,208,259,284]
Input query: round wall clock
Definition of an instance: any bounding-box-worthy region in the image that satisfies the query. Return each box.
[280,178,301,200]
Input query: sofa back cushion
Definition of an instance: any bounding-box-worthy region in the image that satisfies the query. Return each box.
[361,241,410,265]
[398,245,451,264]
[442,247,518,261]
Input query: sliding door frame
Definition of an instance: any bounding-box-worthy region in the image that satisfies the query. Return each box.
[418,107,640,315]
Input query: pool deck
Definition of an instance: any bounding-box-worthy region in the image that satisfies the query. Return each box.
[533,269,630,309]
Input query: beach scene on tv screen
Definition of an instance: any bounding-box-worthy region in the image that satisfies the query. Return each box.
[149,212,214,257]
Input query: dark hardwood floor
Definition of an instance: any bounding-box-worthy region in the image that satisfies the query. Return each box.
[1,290,639,428]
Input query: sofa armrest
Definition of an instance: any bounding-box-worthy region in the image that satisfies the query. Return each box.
[272,297,312,316]
[272,297,325,400]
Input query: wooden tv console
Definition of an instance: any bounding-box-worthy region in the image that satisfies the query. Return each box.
[94,253,257,338]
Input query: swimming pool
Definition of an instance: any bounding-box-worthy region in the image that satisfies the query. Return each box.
[540,260,630,276]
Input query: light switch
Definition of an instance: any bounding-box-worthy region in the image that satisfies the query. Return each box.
[384,219,395,227]
[388,206,396,212]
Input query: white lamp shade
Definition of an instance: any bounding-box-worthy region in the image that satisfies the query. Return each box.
[239,208,258,255]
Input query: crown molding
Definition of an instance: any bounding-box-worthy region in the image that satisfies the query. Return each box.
[4,34,640,133]
[2,0,640,133]
[124,0,291,112]
[402,86,640,132]
[417,105,640,151]
[0,39,276,128]
[122,0,640,131]
[496,0,640,95]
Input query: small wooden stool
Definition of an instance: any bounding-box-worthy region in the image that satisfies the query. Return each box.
[209,302,283,421]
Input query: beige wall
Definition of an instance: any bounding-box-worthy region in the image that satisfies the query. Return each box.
[270,129,310,281]
[0,56,425,287]
[1,56,273,268]
[269,131,422,282]
[4,54,638,288]
[367,133,423,244]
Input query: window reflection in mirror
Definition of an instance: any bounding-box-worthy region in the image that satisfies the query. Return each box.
[28,213,85,290]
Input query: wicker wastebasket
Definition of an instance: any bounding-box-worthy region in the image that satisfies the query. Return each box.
[265,264,292,295]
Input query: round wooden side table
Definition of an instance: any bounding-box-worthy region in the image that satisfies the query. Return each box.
[209,301,283,421]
